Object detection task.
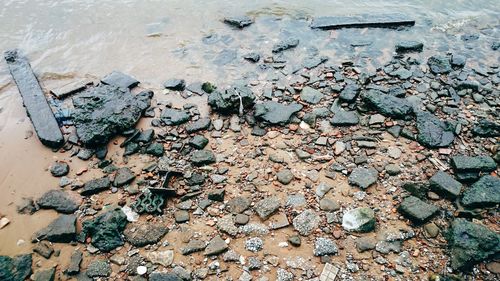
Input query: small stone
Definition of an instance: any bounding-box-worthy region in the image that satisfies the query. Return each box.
[163,79,185,91]
[276,169,294,185]
[190,150,216,166]
[331,110,359,126]
[50,161,69,177]
[398,196,438,224]
[254,196,280,220]
[348,167,378,189]
[235,214,249,225]
[424,223,439,238]
[300,87,324,104]
[385,164,401,176]
[319,198,339,212]
[245,237,264,252]
[66,250,83,275]
[355,237,377,252]
[174,210,190,223]
[342,207,376,232]
[204,235,228,255]
[292,209,320,236]
[33,241,54,259]
[189,135,209,149]
[114,167,136,187]
[146,142,164,156]
[288,235,301,247]
[86,260,111,278]
[146,250,174,267]
[429,171,462,199]
[313,238,338,256]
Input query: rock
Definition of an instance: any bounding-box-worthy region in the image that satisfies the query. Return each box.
[243,52,260,62]
[339,84,360,102]
[208,189,225,202]
[310,13,414,30]
[254,101,302,125]
[204,235,228,256]
[217,215,239,236]
[276,268,294,281]
[363,90,413,119]
[50,162,69,177]
[37,190,82,214]
[313,238,338,256]
[415,111,455,148]
[245,237,263,252]
[472,119,500,137]
[398,196,438,224]
[114,167,135,187]
[375,241,402,254]
[316,182,333,198]
[303,55,328,69]
[226,197,251,214]
[163,79,185,91]
[330,110,359,126]
[355,237,376,252]
[146,142,164,156]
[17,197,36,214]
[446,218,500,270]
[427,55,452,74]
[272,38,299,53]
[33,214,77,243]
[80,208,128,252]
[86,260,111,278]
[348,167,378,189]
[208,86,256,114]
[342,207,376,232]
[276,169,294,185]
[33,241,53,259]
[149,272,183,281]
[300,87,324,104]
[0,254,32,281]
[461,175,500,208]
[190,150,216,166]
[293,209,320,236]
[4,50,64,148]
[174,210,190,223]
[101,71,139,89]
[181,239,206,255]
[424,223,439,238]
[72,85,151,147]
[161,108,190,125]
[80,176,111,196]
[255,196,280,220]
[319,198,339,212]
[124,223,168,247]
[66,250,83,275]
[385,164,401,176]
[429,171,462,198]
[135,129,154,143]
[189,135,209,149]
[185,117,211,133]
[247,257,262,270]
[451,155,496,173]
[146,250,174,267]
[288,235,301,247]
[33,267,55,281]
[223,16,253,28]
[395,41,423,53]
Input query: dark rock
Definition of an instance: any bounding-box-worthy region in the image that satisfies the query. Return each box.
[86,260,111,278]
[72,85,151,147]
[33,267,55,281]
[114,167,135,187]
[330,110,359,126]
[124,223,168,247]
[146,142,164,156]
[310,13,415,30]
[186,173,205,186]
[272,38,299,53]
[339,84,360,102]
[204,235,228,256]
[243,52,260,62]
[415,111,455,148]
[135,129,155,143]
[208,86,256,114]
[0,254,32,281]
[395,41,423,53]
[451,155,496,174]
[101,71,139,89]
[181,239,205,255]
[80,208,128,252]
[427,56,452,74]
[446,218,500,270]
[208,189,225,202]
[390,68,412,80]
[50,162,69,177]
[254,102,303,125]
[95,145,108,159]
[4,50,64,148]
[66,250,83,275]
[226,197,251,214]
[80,176,111,196]
[190,150,216,166]
[37,190,82,214]
[161,108,190,125]
[33,241,54,259]
[255,196,280,220]
[492,42,500,51]
[472,119,500,137]
[288,235,301,247]
[77,148,94,160]
[150,272,184,281]
[189,135,209,149]
[363,90,413,119]
[300,87,324,104]
[163,79,186,91]
[429,171,462,199]
[124,142,140,156]
[461,175,500,208]
[451,54,466,68]
[348,167,378,189]
[398,196,438,224]
[223,16,253,28]
[33,214,77,243]
[185,117,211,133]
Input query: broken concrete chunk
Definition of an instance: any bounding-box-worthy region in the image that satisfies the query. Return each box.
[101,71,139,89]
[429,171,462,199]
[311,13,415,30]
[398,196,438,224]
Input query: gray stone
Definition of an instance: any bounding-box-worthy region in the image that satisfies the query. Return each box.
[276,169,294,185]
[50,162,69,177]
[254,102,303,125]
[33,214,77,243]
[316,182,333,198]
[33,267,55,281]
[300,87,324,104]
[398,196,438,224]
[342,207,376,232]
[293,209,320,236]
[461,175,500,208]
[146,142,164,156]
[181,239,206,255]
[348,167,378,189]
[245,237,263,252]
[161,108,190,125]
[395,41,423,53]
[319,198,339,212]
[255,196,280,220]
[208,86,255,114]
[80,176,111,196]
[79,208,128,252]
[185,117,211,133]
[86,260,111,278]
[174,210,190,223]
[339,84,360,102]
[363,90,413,119]
[101,71,139,89]
[416,111,455,148]
[204,235,228,256]
[355,237,376,252]
[429,171,462,198]
[37,190,82,214]
[66,250,83,275]
[163,79,185,91]
[451,155,496,173]
[114,167,135,187]
[217,215,239,236]
[227,197,251,214]
[472,119,500,137]
[427,56,452,74]
[331,110,359,126]
[190,150,216,166]
[124,223,168,247]
[33,241,54,259]
[313,238,338,256]
[311,14,414,30]
[272,37,299,53]
[224,16,253,28]
[189,135,209,149]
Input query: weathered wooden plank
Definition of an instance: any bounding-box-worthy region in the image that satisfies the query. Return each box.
[4,49,64,148]
[311,13,415,30]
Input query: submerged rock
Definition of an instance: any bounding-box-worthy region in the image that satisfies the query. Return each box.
[446,218,500,270]
[342,207,376,232]
[416,111,455,148]
[72,85,152,147]
[395,41,423,53]
[80,208,128,252]
[427,56,452,74]
[37,190,82,214]
[33,214,77,243]
[208,86,256,114]
[223,16,253,28]
[461,175,500,208]
[254,102,303,125]
[0,254,32,281]
[272,38,299,53]
[363,90,413,119]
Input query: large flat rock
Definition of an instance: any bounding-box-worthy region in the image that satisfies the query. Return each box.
[4,49,64,148]
[311,13,415,30]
